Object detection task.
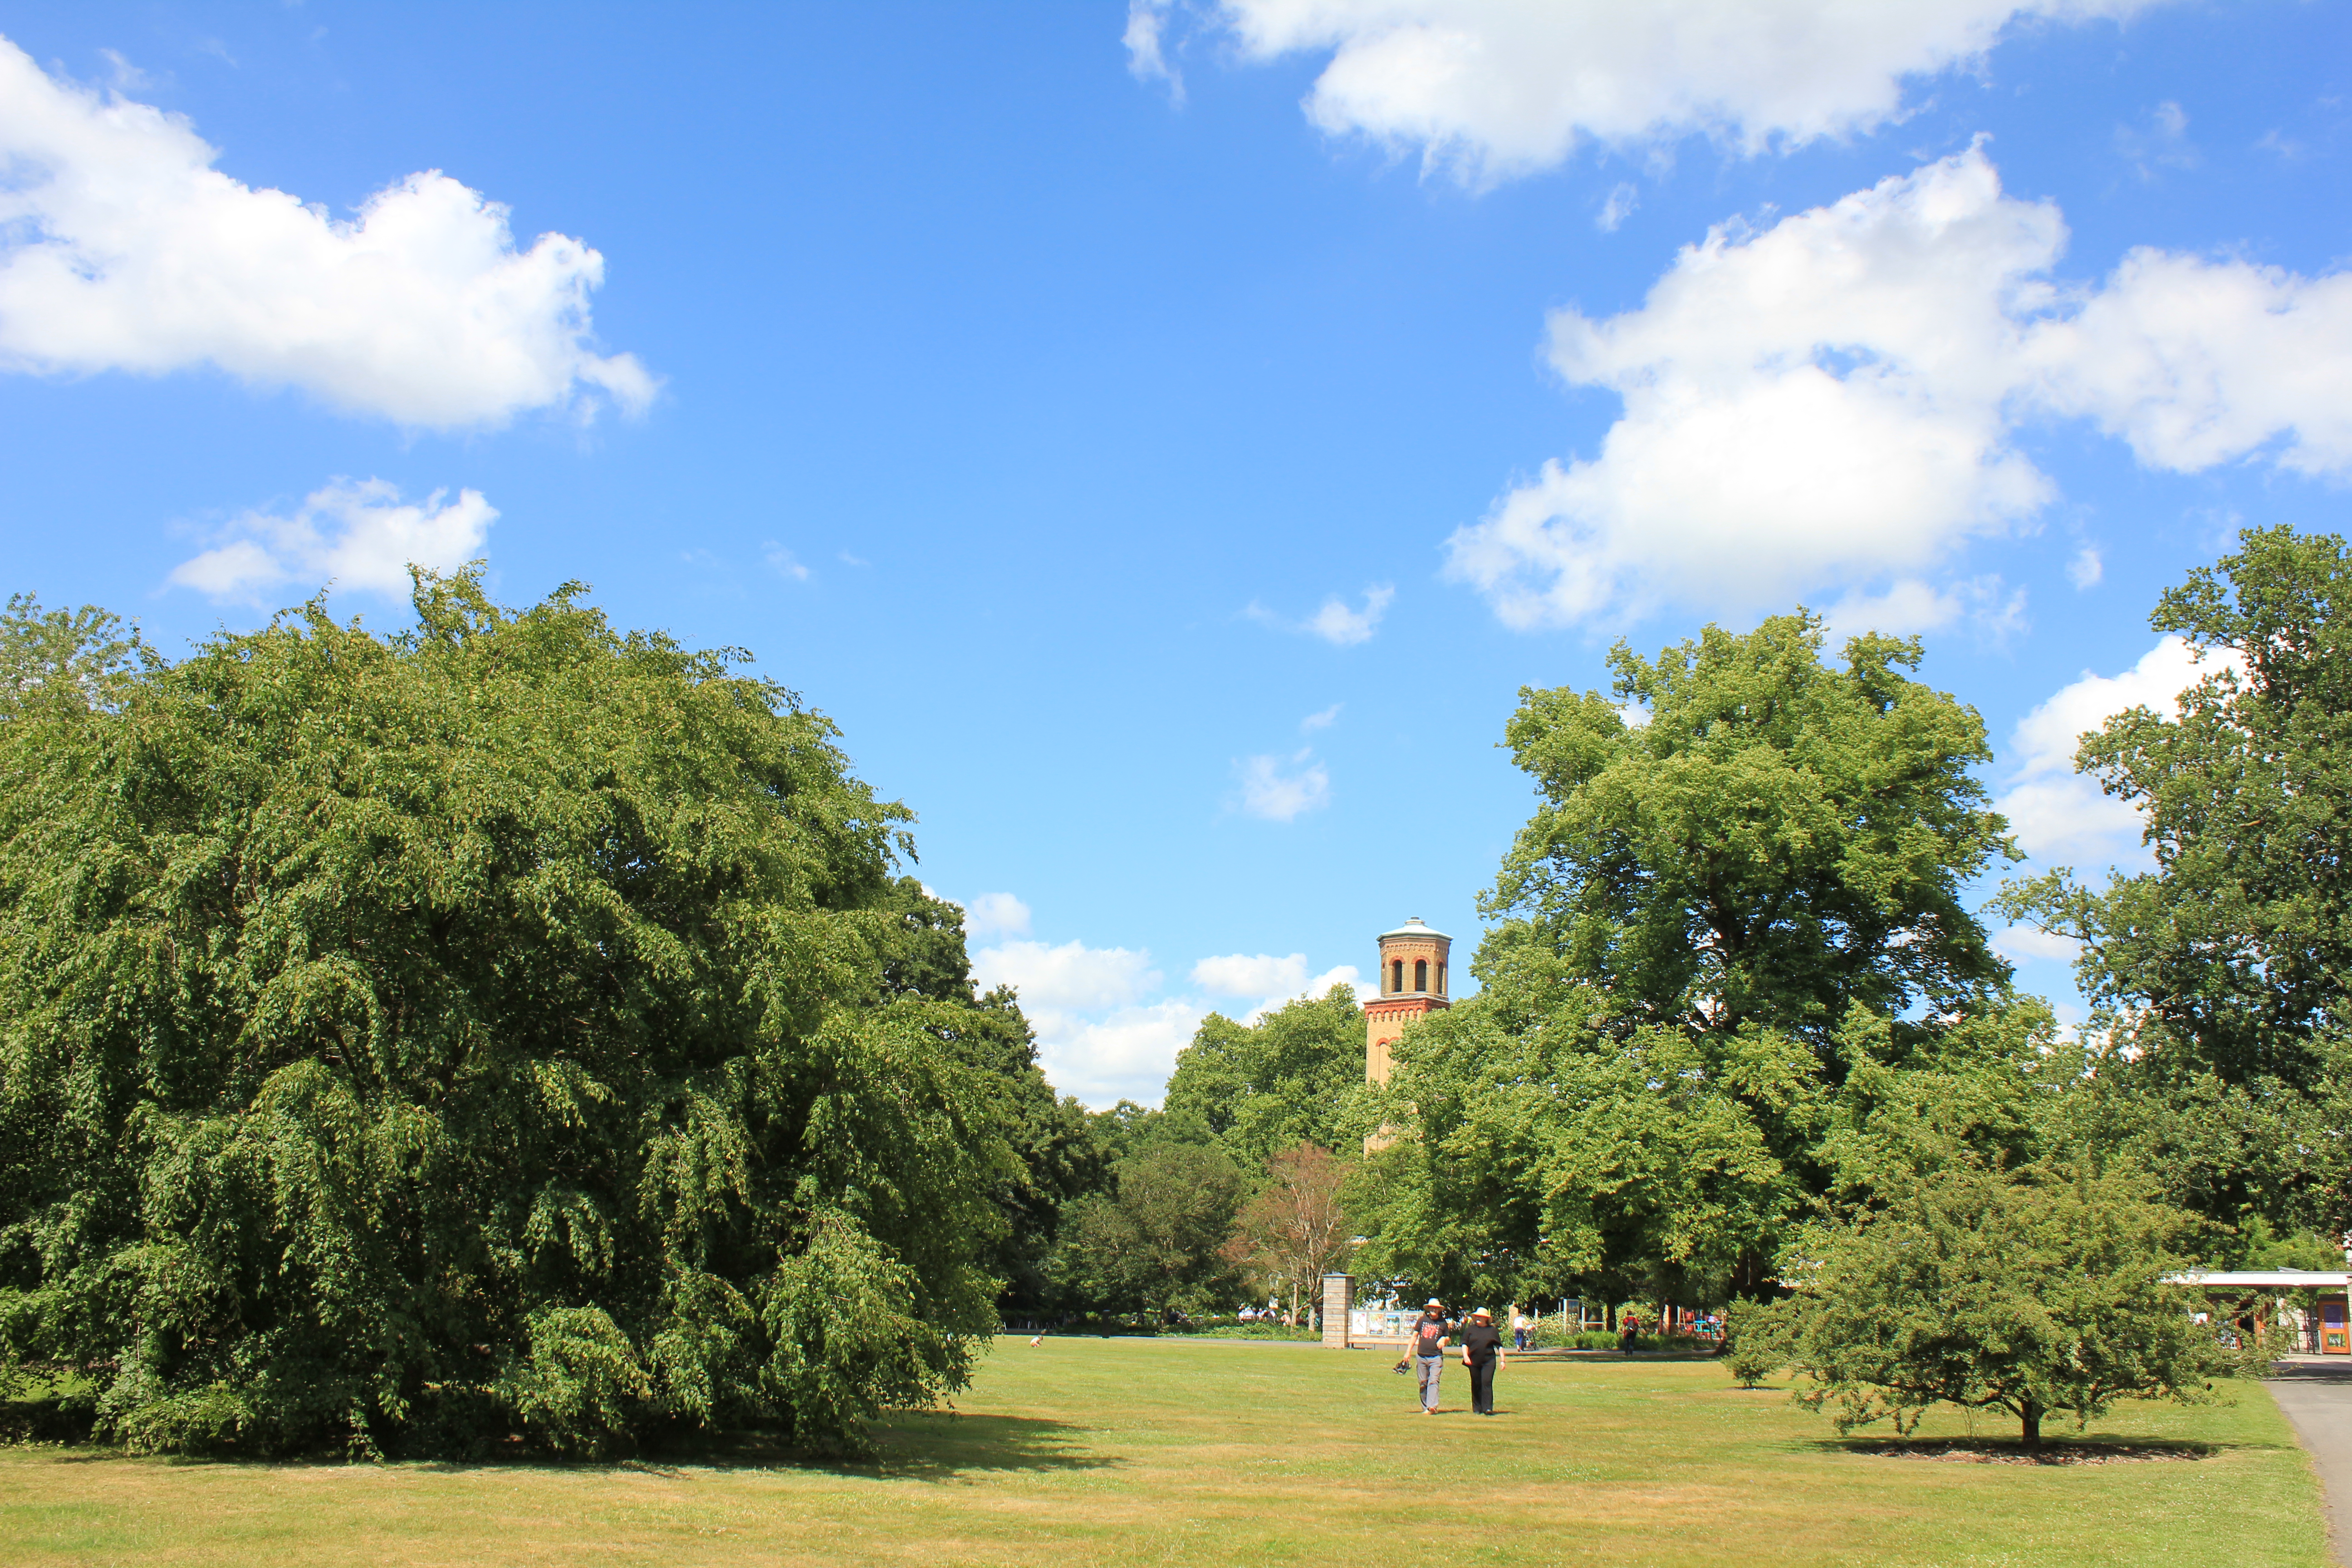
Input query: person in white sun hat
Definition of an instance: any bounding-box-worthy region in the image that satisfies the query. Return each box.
[1460,1307,1506,1416]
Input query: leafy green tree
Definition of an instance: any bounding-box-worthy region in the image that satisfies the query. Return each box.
[1053,1141,1244,1318]
[1163,985,1362,1168]
[0,594,153,720]
[0,572,1015,1458]
[1771,1158,2229,1449]
[872,877,1108,1312]
[1482,613,2014,1075]
[1363,614,2026,1307]
[2001,526,2352,1234]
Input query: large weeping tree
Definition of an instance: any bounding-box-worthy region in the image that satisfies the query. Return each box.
[0,572,1015,1458]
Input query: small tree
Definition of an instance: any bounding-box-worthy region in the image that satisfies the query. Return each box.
[1779,1158,2229,1448]
[1223,1142,1352,1323]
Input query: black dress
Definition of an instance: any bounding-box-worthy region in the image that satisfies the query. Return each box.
[1460,1323,1503,1413]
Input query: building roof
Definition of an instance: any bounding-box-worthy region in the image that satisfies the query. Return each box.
[1379,916,1450,942]
[2170,1270,2352,1288]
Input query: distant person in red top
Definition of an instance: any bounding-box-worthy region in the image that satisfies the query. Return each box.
[1410,1299,1450,1414]
[1620,1312,1640,1353]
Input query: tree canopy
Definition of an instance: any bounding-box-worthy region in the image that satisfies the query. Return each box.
[1770,1158,2227,1448]
[1481,614,2015,1071]
[1161,985,1363,1169]
[0,574,1030,1458]
[1360,614,2035,1312]
[2000,525,2352,1236]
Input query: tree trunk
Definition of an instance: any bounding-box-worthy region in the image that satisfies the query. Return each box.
[2019,1401,2042,1450]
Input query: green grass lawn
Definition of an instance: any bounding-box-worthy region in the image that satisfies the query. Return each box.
[0,1339,2328,1566]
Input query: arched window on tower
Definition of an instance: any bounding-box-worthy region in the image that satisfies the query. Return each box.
[1391,958,1404,994]
[1414,958,1427,993]
[1436,960,1446,995]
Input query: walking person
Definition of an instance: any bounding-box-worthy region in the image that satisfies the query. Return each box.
[1461,1307,1506,1416]
[1511,1305,1531,1352]
[1410,1298,1450,1415]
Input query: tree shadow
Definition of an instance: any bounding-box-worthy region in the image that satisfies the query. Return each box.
[1813,1435,2221,1466]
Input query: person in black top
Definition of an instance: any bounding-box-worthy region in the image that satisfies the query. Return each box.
[1459,1306,1506,1415]
[1410,1299,1450,1414]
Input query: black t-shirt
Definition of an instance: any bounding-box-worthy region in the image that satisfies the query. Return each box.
[1413,1317,1448,1356]
[1461,1323,1503,1363]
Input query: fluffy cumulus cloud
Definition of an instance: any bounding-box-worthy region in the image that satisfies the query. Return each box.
[971,936,1193,1105]
[0,38,653,427]
[961,892,1033,940]
[168,479,496,602]
[1446,148,2352,630]
[1191,951,1360,1020]
[968,926,1359,1104]
[1994,634,2242,867]
[1145,0,2160,185]
[1235,748,1331,820]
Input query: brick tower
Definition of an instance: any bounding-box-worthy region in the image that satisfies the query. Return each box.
[1363,916,1450,1088]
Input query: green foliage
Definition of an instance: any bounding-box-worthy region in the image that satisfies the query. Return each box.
[1774,1159,2229,1448]
[1482,613,2014,1072]
[1052,1141,1244,1318]
[1999,526,2352,1234]
[1723,1299,1790,1387]
[871,877,1107,1311]
[1361,614,2031,1311]
[1353,991,1805,1314]
[1162,986,1363,1169]
[0,595,154,721]
[0,571,1019,1458]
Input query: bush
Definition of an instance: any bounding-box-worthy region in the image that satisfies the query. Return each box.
[1779,1158,2230,1448]
[1723,1300,1790,1387]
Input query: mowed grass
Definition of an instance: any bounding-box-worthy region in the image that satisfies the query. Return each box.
[0,1338,2328,1567]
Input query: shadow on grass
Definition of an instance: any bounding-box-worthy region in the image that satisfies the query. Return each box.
[5,1411,1113,1485]
[1814,1435,2221,1466]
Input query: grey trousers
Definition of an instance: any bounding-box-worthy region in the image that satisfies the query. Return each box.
[1416,1354,1443,1410]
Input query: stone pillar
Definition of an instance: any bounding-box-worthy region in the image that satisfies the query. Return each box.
[1321,1273,1353,1348]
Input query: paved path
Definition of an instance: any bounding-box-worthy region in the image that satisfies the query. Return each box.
[2268,1360,2352,1567]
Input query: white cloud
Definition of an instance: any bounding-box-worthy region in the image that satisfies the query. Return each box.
[2114,98,2197,180]
[168,478,495,602]
[1597,182,1638,233]
[763,542,810,582]
[2023,248,2352,478]
[963,892,1032,940]
[1993,922,2083,964]
[971,938,1158,1011]
[1820,579,1965,643]
[1193,951,1311,996]
[1994,634,2242,864]
[2067,547,2103,589]
[1307,585,1395,644]
[0,37,653,428]
[1125,0,1184,98]
[1446,147,2352,630]
[1252,586,1394,646]
[1035,998,1207,1109]
[1236,748,1332,821]
[1190,0,2163,186]
[1301,702,1343,731]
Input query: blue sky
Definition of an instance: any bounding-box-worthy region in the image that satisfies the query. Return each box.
[1,1,2346,1102]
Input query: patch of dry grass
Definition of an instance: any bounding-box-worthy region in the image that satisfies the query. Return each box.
[0,1338,2327,1566]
